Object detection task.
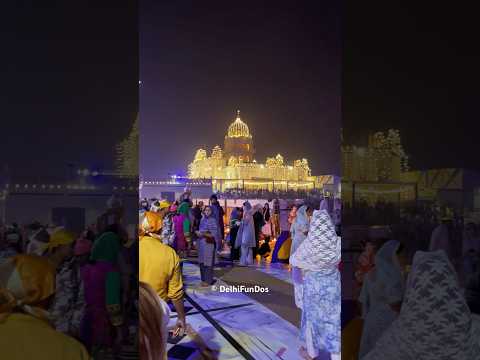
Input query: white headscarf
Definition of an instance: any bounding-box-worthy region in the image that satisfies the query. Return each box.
[362,250,480,360]
[295,205,309,227]
[290,209,340,274]
[320,199,329,212]
[368,240,404,302]
[290,205,310,256]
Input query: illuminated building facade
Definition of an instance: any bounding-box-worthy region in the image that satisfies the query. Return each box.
[341,129,415,205]
[188,110,327,192]
[342,130,407,183]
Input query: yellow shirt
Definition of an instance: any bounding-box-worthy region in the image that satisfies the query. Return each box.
[0,313,90,360]
[139,236,184,301]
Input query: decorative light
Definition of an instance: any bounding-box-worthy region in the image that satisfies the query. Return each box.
[226,110,251,138]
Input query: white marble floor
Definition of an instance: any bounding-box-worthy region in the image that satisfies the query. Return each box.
[166,262,304,360]
[251,261,293,284]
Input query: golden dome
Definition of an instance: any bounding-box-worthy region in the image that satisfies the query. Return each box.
[226,110,251,138]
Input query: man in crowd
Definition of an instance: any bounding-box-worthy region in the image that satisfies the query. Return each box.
[139,211,186,336]
[209,194,225,252]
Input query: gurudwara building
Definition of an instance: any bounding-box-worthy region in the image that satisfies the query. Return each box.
[188,110,335,192]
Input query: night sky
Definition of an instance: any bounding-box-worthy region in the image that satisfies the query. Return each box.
[0,2,138,178]
[2,1,476,182]
[140,1,341,179]
[343,2,480,171]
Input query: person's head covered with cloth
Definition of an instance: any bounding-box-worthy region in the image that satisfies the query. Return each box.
[0,254,55,323]
[290,206,340,273]
[0,254,89,359]
[362,250,480,360]
[139,211,163,239]
[42,228,76,268]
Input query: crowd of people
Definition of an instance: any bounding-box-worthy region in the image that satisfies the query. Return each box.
[138,192,223,359]
[0,196,139,360]
[215,188,325,201]
[343,202,480,359]
[139,189,343,360]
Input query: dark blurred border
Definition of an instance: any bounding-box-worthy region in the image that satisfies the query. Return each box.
[342,0,480,358]
[0,2,138,359]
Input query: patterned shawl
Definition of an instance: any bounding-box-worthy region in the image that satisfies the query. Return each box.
[290,209,340,273]
[363,250,480,360]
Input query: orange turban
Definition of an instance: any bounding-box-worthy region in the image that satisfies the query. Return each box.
[140,211,163,236]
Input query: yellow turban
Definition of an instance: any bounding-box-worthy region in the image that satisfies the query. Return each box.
[150,200,171,213]
[43,229,75,252]
[140,211,163,236]
[159,200,170,210]
[0,255,55,323]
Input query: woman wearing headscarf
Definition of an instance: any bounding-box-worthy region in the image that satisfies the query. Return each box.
[196,205,220,286]
[429,217,454,262]
[358,240,404,357]
[173,202,191,258]
[290,205,313,309]
[46,229,86,340]
[81,229,124,356]
[235,201,256,266]
[362,250,480,360]
[0,254,89,359]
[290,205,341,360]
[229,207,243,262]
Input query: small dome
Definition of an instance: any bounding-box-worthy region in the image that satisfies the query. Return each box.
[226,110,251,138]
